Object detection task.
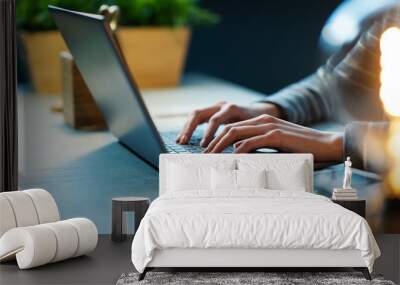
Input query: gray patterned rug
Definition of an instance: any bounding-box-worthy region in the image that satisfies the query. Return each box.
[116,272,395,285]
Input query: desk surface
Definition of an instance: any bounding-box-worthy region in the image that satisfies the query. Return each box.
[18,74,267,233]
[18,74,387,234]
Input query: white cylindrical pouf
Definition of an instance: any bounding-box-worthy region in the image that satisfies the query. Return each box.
[1,192,39,227]
[0,196,17,237]
[43,221,79,262]
[24,189,60,223]
[65,218,98,257]
[0,218,98,269]
[0,188,98,269]
[0,225,57,269]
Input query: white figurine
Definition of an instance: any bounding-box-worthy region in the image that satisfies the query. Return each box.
[343,157,352,190]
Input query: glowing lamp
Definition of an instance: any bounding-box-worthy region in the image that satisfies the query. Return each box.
[380,27,400,117]
[380,27,400,197]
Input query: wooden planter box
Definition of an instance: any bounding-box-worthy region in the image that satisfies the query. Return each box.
[22,27,191,95]
[117,27,191,88]
[60,52,107,130]
[21,31,67,95]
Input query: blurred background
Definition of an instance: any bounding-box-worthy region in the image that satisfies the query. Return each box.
[183,0,340,94]
[17,0,341,95]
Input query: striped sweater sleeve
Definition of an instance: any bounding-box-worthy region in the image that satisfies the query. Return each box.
[260,5,400,126]
[260,66,336,125]
[260,41,354,125]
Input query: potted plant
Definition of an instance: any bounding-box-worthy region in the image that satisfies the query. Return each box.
[112,0,219,88]
[17,0,219,94]
[17,0,101,94]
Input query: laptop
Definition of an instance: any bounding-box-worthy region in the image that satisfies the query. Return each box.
[49,6,234,169]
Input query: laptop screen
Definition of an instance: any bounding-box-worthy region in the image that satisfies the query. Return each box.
[50,6,165,168]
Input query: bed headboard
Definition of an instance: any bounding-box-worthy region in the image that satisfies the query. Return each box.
[159,154,314,196]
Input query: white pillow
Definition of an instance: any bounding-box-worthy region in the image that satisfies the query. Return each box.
[236,169,267,189]
[167,160,235,192]
[211,168,267,190]
[267,161,307,191]
[211,168,236,190]
[238,159,308,191]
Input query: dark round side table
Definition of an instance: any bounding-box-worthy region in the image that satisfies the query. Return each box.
[111,197,150,242]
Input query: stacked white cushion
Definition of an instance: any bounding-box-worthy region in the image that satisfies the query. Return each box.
[0,189,98,269]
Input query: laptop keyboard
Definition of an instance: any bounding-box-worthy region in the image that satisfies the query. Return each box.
[161,132,234,154]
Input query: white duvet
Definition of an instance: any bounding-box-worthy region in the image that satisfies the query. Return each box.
[131,190,380,273]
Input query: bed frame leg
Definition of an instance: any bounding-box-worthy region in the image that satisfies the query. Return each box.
[138,268,148,281]
[354,267,371,280]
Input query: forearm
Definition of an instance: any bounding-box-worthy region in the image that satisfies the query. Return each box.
[258,68,335,125]
[247,102,283,119]
[327,132,344,162]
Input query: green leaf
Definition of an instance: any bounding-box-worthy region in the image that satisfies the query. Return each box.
[16,0,220,31]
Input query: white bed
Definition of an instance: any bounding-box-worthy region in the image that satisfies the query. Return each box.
[131,154,380,280]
